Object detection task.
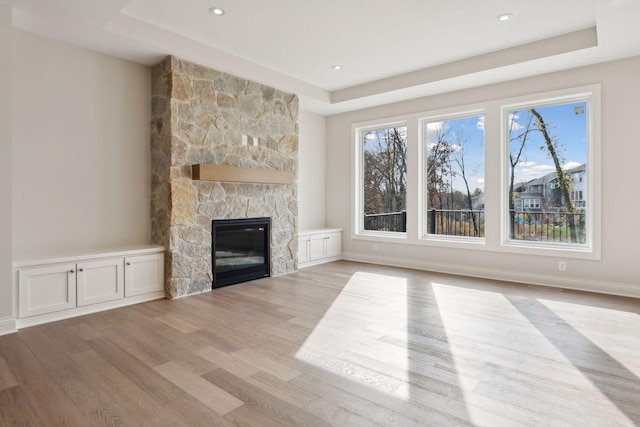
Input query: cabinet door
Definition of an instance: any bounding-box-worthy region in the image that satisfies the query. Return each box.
[309,235,326,261]
[124,254,164,297]
[325,233,342,258]
[298,237,311,263]
[76,259,124,307]
[18,263,77,318]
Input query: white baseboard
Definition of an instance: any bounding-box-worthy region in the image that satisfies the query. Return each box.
[342,251,640,299]
[0,316,17,336]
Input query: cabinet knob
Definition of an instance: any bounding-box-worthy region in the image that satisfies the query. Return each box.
[126,262,131,266]
[69,269,75,273]
[79,268,84,272]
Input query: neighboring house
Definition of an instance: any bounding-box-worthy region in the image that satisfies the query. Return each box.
[513,164,586,212]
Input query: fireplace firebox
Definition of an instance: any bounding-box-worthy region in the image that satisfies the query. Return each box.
[211,217,271,288]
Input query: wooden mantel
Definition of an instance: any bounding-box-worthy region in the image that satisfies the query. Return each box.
[191,164,294,184]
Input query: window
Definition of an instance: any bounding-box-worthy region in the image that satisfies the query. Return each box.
[523,198,540,209]
[422,114,485,239]
[506,97,590,247]
[352,85,599,258]
[358,124,407,234]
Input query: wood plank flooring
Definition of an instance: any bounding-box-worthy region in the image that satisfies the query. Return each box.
[1,260,639,426]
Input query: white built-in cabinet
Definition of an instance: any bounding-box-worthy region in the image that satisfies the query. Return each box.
[14,246,164,328]
[298,229,342,268]
[76,258,124,307]
[17,263,77,318]
[124,254,164,297]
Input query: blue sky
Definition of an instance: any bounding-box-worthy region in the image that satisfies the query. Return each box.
[424,101,588,193]
[368,101,588,195]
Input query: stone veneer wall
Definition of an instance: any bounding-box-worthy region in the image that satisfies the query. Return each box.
[150,56,298,298]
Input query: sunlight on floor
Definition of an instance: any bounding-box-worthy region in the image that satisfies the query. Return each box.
[538,298,640,376]
[293,271,639,425]
[295,272,410,397]
[428,283,638,426]
[535,299,640,425]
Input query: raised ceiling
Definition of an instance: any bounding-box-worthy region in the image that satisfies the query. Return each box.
[5,0,640,114]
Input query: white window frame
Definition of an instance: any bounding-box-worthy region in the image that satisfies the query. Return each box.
[523,198,540,209]
[350,85,600,260]
[500,87,601,259]
[419,111,486,244]
[352,120,408,240]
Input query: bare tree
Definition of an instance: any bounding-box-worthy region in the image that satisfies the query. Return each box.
[508,114,534,210]
[509,109,577,242]
[508,113,535,238]
[530,109,577,242]
[426,125,456,231]
[363,127,407,215]
[451,131,483,235]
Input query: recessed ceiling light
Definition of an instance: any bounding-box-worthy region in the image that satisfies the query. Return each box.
[332,65,342,70]
[496,13,513,22]
[209,7,225,15]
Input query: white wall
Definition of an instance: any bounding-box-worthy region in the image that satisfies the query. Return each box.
[12,30,152,258]
[0,5,14,333]
[298,109,326,230]
[326,56,640,297]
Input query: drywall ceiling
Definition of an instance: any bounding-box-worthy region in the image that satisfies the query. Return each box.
[5,0,640,114]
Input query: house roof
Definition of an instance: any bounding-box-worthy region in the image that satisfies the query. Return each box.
[514,163,585,192]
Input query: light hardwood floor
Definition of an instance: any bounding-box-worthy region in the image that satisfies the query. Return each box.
[1,260,639,426]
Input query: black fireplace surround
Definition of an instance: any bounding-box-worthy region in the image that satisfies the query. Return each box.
[211,217,271,288]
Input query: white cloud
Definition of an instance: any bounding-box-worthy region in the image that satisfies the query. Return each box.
[517,161,537,167]
[563,161,581,170]
[427,142,463,153]
[526,165,555,174]
[508,112,524,131]
[427,121,444,132]
[514,162,555,181]
[364,132,377,140]
[425,121,447,146]
[476,116,485,130]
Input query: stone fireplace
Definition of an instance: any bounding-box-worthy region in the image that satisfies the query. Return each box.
[150,56,298,298]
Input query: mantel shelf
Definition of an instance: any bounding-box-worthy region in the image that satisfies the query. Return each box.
[191,164,294,184]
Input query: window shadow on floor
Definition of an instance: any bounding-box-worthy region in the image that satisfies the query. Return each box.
[508,296,640,426]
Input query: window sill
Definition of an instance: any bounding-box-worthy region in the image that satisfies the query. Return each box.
[352,231,407,242]
[419,236,486,249]
[499,240,599,260]
[351,232,599,260]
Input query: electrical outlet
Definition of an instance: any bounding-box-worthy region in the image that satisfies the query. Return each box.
[558,261,567,271]
[373,244,378,252]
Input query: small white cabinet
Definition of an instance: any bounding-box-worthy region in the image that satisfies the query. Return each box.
[124,254,164,297]
[77,258,124,307]
[15,246,165,327]
[18,263,77,318]
[298,229,342,268]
